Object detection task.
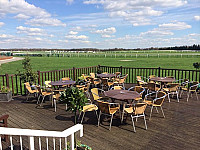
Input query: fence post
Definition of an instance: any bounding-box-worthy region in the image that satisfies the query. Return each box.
[37,71,40,85]
[73,67,76,81]
[158,67,161,77]
[5,74,9,88]
[120,66,123,74]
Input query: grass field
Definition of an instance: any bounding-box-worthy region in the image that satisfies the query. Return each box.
[0,57,200,75]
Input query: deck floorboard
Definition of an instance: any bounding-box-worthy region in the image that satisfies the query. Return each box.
[0,85,200,150]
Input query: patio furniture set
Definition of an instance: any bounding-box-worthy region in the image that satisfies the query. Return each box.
[23,72,199,132]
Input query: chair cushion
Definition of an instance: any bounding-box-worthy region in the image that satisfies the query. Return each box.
[83,104,98,112]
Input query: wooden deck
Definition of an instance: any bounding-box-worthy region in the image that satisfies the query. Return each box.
[0,84,200,150]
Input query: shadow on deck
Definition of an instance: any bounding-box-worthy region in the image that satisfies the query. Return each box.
[0,84,200,150]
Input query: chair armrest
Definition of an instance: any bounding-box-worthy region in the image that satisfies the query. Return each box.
[128,87,134,91]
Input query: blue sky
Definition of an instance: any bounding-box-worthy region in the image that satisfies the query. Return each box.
[0,0,199,49]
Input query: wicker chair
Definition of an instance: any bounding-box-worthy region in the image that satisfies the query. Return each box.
[97,100,120,131]
[144,91,167,120]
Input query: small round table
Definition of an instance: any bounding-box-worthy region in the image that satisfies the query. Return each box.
[150,77,175,83]
[49,80,76,87]
[97,73,116,78]
[104,90,140,102]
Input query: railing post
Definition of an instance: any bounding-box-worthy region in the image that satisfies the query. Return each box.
[70,134,75,150]
[5,74,9,88]
[120,66,123,74]
[158,67,161,77]
[37,71,40,85]
[29,136,34,150]
[73,67,76,81]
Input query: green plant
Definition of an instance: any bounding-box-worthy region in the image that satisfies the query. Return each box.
[19,55,38,84]
[65,140,92,150]
[0,86,11,93]
[193,62,200,70]
[60,87,88,125]
[96,68,103,74]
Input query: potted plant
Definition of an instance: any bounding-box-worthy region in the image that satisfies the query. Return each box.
[0,86,12,102]
[19,55,38,85]
[60,87,92,149]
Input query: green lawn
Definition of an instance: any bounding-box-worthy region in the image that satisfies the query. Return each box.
[0,57,199,75]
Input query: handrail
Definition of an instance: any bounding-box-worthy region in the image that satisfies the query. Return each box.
[0,124,83,150]
[0,124,83,138]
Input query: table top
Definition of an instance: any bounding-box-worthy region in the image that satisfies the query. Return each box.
[49,80,76,86]
[97,73,116,78]
[104,90,140,100]
[150,77,175,83]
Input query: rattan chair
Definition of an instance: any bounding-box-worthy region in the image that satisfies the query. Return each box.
[122,103,147,132]
[163,83,179,102]
[79,98,98,124]
[36,86,52,106]
[136,76,148,87]
[128,86,145,101]
[97,100,120,131]
[187,81,199,102]
[144,91,167,120]
[101,78,114,90]
[91,88,103,101]
[24,82,38,101]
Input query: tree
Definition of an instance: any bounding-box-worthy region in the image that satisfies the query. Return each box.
[193,62,200,70]
[59,87,88,125]
[20,55,38,84]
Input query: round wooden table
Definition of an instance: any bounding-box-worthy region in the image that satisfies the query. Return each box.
[49,80,76,87]
[150,77,175,83]
[104,90,140,102]
[97,73,116,78]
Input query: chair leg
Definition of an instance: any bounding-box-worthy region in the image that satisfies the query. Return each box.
[177,91,179,102]
[109,114,114,131]
[180,90,183,98]
[121,108,125,123]
[168,93,171,102]
[98,111,101,127]
[187,91,190,102]
[81,112,85,124]
[40,96,45,106]
[143,113,147,130]
[155,107,159,113]
[37,95,41,104]
[26,93,30,101]
[149,106,153,120]
[160,106,165,118]
[131,116,136,132]
[54,99,56,112]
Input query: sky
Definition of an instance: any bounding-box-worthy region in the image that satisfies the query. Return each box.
[0,0,200,49]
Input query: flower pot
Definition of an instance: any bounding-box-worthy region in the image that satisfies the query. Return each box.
[0,91,12,102]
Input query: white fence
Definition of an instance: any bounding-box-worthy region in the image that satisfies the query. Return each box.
[0,124,83,150]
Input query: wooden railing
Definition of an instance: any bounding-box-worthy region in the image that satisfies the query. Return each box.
[99,66,200,84]
[0,65,199,96]
[0,124,83,150]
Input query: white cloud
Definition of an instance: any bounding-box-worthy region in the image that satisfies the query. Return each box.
[0,34,14,38]
[69,31,78,35]
[84,0,187,26]
[140,29,174,36]
[66,0,74,5]
[26,18,66,27]
[0,0,50,18]
[16,26,44,36]
[93,27,116,38]
[0,0,65,27]
[140,21,191,37]
[0,22,4,27]
[65,34,88,40]
[14,13,30,20]
[194,15,200,21]
[159,22,191,30]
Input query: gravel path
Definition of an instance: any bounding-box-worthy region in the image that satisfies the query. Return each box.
[0,57,24,65]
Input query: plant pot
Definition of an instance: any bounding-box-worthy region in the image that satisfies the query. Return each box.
[77,144,92,150]
[0,91,12,102]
